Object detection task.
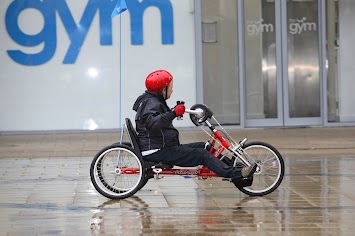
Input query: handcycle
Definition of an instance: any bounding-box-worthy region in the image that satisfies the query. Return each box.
[90,104,285,199]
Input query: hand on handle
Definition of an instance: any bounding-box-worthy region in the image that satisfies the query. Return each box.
[173,101,185,117]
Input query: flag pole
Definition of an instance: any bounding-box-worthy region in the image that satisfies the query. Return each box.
[119,13,122,130]
[111,0,127,133]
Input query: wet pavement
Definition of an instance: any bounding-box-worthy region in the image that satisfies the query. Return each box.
[1,126,355,235]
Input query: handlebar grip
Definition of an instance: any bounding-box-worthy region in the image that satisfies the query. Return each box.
[176,101,185,120]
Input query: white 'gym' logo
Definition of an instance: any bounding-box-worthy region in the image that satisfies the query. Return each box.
[246,17,317,36]
[289,17,317,34]
[246,19,273,36]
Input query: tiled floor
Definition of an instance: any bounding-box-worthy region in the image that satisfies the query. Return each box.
[1,126,355,235]
[0,156,355,235]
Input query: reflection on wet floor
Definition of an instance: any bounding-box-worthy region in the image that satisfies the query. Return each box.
[0,156,355,235]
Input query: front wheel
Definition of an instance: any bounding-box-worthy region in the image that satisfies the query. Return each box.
[237,141,284,196]
[90,144,145,199]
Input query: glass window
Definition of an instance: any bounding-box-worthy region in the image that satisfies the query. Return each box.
[201,0,240,125]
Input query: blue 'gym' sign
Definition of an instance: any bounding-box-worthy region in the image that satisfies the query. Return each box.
[5,0,174,65]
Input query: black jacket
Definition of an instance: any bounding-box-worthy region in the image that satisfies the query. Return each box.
[132,91,179,152]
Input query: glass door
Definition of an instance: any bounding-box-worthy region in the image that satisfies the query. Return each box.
[244,0,282,127]
[282,0,322,126]
[244,0,323,127]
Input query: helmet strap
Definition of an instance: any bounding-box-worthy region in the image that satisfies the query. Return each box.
[165,86,168,99]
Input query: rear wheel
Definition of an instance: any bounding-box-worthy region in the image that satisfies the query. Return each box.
[236,141,284,196]
[90,144,145,199]
[136,170,151,190]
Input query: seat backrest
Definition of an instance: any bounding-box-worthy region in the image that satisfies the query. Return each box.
[125,118,141,153]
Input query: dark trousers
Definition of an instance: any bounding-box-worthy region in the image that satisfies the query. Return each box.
[142,142,243,178]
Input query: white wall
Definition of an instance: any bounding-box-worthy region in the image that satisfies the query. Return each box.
[338,0,355,122]
[0,0,196,131]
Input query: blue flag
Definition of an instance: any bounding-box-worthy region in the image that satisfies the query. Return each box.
[111,0,127,17]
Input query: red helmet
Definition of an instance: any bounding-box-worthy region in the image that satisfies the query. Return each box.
[145,70,173,92]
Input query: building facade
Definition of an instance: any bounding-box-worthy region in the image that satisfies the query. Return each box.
[0,0,354,132]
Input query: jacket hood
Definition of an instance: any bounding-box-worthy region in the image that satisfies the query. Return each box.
[132,91,165,111]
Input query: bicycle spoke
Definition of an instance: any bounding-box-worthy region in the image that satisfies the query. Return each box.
[236,142,284,196]
[90,145,143,199]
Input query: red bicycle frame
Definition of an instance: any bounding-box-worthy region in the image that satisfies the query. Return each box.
[121,120,233,179]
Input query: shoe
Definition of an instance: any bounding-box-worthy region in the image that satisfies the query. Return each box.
[241,163,257,178]
[231,176,253,188]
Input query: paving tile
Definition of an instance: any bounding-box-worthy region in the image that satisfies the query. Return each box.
[1,127,355,234]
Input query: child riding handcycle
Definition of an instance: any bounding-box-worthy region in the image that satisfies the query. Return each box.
[90,103,284,199]
[90,69,284,199]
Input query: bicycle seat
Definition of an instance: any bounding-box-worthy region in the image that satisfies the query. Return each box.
[125,118,174,169]
[125,118,141,153]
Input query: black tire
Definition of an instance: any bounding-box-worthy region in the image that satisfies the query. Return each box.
[90,143,145,199]
[236,141,284,196]
[136,171,150,191]
[110,142,131,147]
